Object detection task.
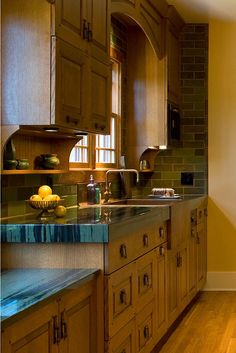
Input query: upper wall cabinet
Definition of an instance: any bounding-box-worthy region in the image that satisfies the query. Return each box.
[166,5,185,106]
[1,0,111,135]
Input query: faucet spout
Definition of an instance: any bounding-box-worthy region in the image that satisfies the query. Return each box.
[104,168,139,203]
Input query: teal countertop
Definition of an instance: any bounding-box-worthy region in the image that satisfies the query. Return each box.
[1,205,170,243]
[1,268,99,327]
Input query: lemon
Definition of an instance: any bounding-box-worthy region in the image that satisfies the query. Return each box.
[43,194,55,201]
[30,194,42,201]
[51,194,60,201]
[38,185,52,199]
[54,205,67,218]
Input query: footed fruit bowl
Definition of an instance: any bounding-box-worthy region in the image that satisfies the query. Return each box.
[26,199,64,220]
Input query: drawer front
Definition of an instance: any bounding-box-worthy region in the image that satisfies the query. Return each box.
[105,236,136,274]
[136,251,156,309]
[105,222,167,274]
[106,262,137,338]
[106,319,136,353]
[136,300,156,353]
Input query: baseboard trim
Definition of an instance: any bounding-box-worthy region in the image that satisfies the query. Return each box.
[203,272,236,291]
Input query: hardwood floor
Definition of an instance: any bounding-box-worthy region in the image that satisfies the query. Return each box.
[159,291,236,353]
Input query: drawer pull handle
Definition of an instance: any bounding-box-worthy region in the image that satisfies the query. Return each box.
[191,228,195,237]
[159,246,165,256]
[53,315,60,344]
[120,289,127,304]
[143,234,149,247]
[199,210,203,219]
[120,244,127,258]
[143,273,150,287]
[144,325,150,339]
[159,227,164,238]
[60,311,67,339]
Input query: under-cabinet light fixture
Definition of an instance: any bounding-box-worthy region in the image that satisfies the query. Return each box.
[159,145,167,150]
[43,127,59,132]
[75,132,88,137]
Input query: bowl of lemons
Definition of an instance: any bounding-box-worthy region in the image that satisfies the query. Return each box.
[27,185,66,219]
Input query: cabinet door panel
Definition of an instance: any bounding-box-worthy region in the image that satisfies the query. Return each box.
[105,262,136,338]
[136,300,156,353]
[167,251,178,325]
[63,298,91,353]
[55,0,88,52]
[156,243,167,339]
[53,38,90,130]
[90,59,111,134]
[136,251,156,309]
[1,301,57,353]
[106,319,136,353]
[91,0,109,61]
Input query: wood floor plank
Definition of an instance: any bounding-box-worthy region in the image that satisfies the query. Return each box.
[158,291,236,353]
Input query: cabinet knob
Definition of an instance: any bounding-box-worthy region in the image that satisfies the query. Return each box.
[159,227,164,238]
[120,244,127,258]
[143,234,149,247]
[144,325,150,339]
[120,289,127,304]
[143,273,150,287]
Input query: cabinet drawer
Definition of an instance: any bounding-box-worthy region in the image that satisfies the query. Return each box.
[135,223,167,255]
[106,319,136,353]
[136,300,156,353]
[105,262,136,338]
[136,250,156,309]
[105,222,167,274]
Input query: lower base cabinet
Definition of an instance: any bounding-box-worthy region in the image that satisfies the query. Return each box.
[2,279,97,353]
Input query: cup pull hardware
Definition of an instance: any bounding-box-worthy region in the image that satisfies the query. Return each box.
[60,311,67,340]
[144,325,150,339]
[53,315,60,344]
[143,234,149,247]
[143,273,150,287]
[120,244,127,258]
[159,227,164,238]
[120,289,127,304]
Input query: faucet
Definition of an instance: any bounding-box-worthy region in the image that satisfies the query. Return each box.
[104,169,139,203]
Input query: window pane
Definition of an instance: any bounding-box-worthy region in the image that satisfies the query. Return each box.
[69,136,89,163]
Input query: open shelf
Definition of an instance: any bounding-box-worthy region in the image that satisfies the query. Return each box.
[1,169,68,175]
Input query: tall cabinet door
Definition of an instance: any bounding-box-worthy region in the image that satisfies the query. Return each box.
[55,0,89,52]
[1,301,58,353]
[52,38,90,131]
[156,243,167,340]
[90,0,110,62]
[59,280,97,353]
[90,58,111,134]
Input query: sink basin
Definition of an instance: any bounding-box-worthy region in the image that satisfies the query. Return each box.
[106,198,182,206]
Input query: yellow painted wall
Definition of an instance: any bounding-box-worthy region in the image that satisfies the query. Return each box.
[208,20,236,271]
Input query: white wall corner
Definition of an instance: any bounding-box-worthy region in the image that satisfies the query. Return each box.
[203,272,236,291]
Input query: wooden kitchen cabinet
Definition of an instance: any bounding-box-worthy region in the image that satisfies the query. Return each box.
[106,319,136,353]
[167,203,189,326]
[188,203,207,301]
[1,279,98,353]
[156,243,168,341]
[167,246,188,326]
[2,0,111,134]
[104,221,168,350]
